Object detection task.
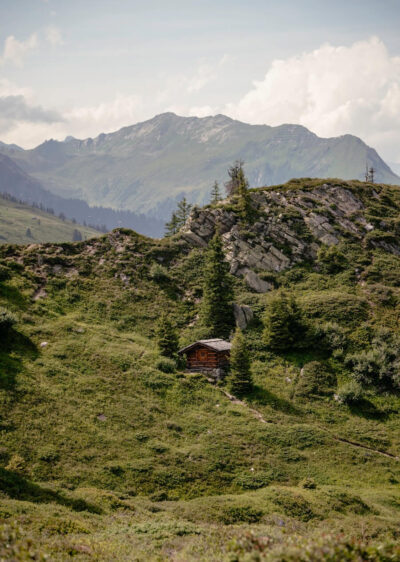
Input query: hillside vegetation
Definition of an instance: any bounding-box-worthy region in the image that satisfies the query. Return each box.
[1,178,400,560]
[0,194,100,245]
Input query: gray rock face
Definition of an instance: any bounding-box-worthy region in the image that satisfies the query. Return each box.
[181,181,398,290]
[233,303,254,329]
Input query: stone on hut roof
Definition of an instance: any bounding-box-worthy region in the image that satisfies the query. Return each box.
[178,338,232,354]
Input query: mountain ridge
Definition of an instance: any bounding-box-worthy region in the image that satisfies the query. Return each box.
[0,113,398,222]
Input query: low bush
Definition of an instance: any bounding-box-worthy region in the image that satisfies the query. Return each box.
[346,329,400,391]
[219,505,264,525]
[295,361,336,398]
[0,307,17,335]
[336,381,363,405]
[149,263,170,282]
[156,357,176,373]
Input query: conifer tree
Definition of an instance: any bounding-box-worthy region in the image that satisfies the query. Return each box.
[225,160,244,195]
[156,314,179,358]
[164,197,192,237]
[176,197,192,226]
[225,160,252,222]
[210,180,222,204]
[201,231,234,338]
[229,327,253,395]
[263,292,304,351]
[165,212,179,237]
[236,166,252,222]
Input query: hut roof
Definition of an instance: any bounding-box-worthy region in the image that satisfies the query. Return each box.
[178,338,232,354]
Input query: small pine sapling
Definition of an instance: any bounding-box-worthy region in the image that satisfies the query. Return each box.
[229,327,253,396]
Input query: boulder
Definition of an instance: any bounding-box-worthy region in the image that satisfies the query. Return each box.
[233,304,254,329]
[242,269,273,293]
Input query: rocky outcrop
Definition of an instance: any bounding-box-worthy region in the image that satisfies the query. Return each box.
[181,181,392,292]
[233,304,254,329]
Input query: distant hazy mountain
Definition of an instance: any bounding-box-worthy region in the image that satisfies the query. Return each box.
[0,113,398,221]
[389,162,400,176]
[0,154,164,237]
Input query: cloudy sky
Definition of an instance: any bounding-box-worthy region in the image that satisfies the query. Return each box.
[1,0,400,162]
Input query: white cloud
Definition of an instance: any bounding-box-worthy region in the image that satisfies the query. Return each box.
[45,26,63,46]
[224,36,400,161]
[0,33,38,66]
[0,92,147,147]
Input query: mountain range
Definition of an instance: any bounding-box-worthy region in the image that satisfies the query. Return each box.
[0,113,399,235]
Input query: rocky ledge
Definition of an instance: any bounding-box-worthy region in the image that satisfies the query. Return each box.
[181,181,396,292]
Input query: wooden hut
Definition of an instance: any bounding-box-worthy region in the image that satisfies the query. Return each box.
[178,339,231,373]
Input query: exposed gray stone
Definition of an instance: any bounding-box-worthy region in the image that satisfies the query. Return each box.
[233,303,254,329]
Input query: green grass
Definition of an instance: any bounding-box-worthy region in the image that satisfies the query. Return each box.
[1,180,400,559]
[0,195,100,244]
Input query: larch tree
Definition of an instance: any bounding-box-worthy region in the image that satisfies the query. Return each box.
[229,327,253,395]
[201,230,234,338]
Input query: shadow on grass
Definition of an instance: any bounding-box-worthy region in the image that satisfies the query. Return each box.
[0,468,102,514]
[249,385,302,416]
[348,398,390,421]
[0,329,38,391]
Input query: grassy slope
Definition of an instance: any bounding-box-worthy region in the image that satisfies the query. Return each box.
[1,181,400,559]
[0,195,100,244]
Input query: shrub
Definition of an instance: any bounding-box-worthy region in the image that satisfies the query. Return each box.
[273,491,316,521]
[149,263,170,282]
[0,307,17,335]
[0,264,11,282]
[346,329,400,391]
[301,477,317,489]
[313,321,346,351]
[219,505,263,525]
[317,244,347,273]
[156,357,176,373]
[336,381,363,405]
[235,471,274,490]
[300,292,368,327]
[295,361,336,398]
[226,534,400,561]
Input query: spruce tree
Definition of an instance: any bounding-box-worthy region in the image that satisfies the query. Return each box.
[156,314,179,358]
[164,197,192,236]
[201,231,234,338]
[176,197,192,226]
[225,160,252,222]
[236,166,252,222]
[229,327,253,395]
[263,292,304,351]
[165,212,179,237]
[210,180,222,204]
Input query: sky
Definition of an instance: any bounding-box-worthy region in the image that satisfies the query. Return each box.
[1,0,400,162]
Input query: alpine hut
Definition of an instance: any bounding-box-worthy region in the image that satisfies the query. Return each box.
[178,339,231,376]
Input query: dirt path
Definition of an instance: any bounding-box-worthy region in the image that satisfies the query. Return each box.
[218,385,399,462]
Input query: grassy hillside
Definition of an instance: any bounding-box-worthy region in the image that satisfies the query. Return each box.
[0,194,100,244]
[1,180,400,560]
